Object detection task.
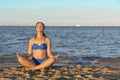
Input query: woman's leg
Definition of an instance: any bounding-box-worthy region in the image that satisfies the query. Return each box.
[16,52,36,68]
[29,54,59,70]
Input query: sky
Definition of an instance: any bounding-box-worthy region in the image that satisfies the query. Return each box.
[0,0,120,26]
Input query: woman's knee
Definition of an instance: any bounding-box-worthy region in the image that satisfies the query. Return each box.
[49,57,55,62]
[17,57,24,63]
[17,55,26,63]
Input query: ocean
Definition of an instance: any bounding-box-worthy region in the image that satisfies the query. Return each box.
[0,26,120,59]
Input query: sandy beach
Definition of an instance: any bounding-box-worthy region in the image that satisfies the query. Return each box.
[0,64,120,80]
[0,57,120,80]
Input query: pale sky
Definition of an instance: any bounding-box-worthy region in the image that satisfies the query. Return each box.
[0,0,120,26]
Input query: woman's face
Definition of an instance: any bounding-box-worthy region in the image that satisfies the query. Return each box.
[36,23,44,32]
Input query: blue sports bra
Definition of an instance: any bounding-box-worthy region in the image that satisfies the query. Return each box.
[32,38,47,50]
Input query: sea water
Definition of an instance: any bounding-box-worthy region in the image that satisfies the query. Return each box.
[0,26,120,59]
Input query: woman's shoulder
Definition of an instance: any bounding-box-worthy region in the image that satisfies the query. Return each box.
[45,37,51,42]
[29,37,35,42]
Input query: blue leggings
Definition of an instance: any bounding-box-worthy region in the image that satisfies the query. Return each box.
[32,57,45,65]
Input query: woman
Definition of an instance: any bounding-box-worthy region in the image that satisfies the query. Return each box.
[16,22,59,72]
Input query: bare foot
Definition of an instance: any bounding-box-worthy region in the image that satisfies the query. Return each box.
[22,67,29,71]
[40,68,45,71]
[24,67,34,71]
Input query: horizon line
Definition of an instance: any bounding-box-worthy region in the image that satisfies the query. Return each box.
[0,25,120,27]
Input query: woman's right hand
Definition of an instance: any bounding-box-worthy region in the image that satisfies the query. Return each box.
[16,52,21,58]
[23,53,30,58]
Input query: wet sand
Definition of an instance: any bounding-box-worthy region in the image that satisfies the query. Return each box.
[0,57,120,80]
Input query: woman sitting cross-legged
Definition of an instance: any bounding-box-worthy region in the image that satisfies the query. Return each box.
[16,22,59,73]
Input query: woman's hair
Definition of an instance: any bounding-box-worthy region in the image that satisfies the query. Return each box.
[35,22,46,37]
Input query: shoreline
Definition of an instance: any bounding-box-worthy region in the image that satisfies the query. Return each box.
[0,56,120,79]
[0,56,120,68]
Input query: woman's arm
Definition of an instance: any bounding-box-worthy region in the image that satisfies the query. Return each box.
[46,37,54,58]
[24,38,34,58]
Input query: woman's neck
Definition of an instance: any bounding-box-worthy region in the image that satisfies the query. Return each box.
[36,32,44,38]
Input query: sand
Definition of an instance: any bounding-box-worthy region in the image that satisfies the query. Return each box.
[0,64,120,80]
[0,56,120,80]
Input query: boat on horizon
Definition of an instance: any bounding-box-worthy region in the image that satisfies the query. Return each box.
[75,24,80,27]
